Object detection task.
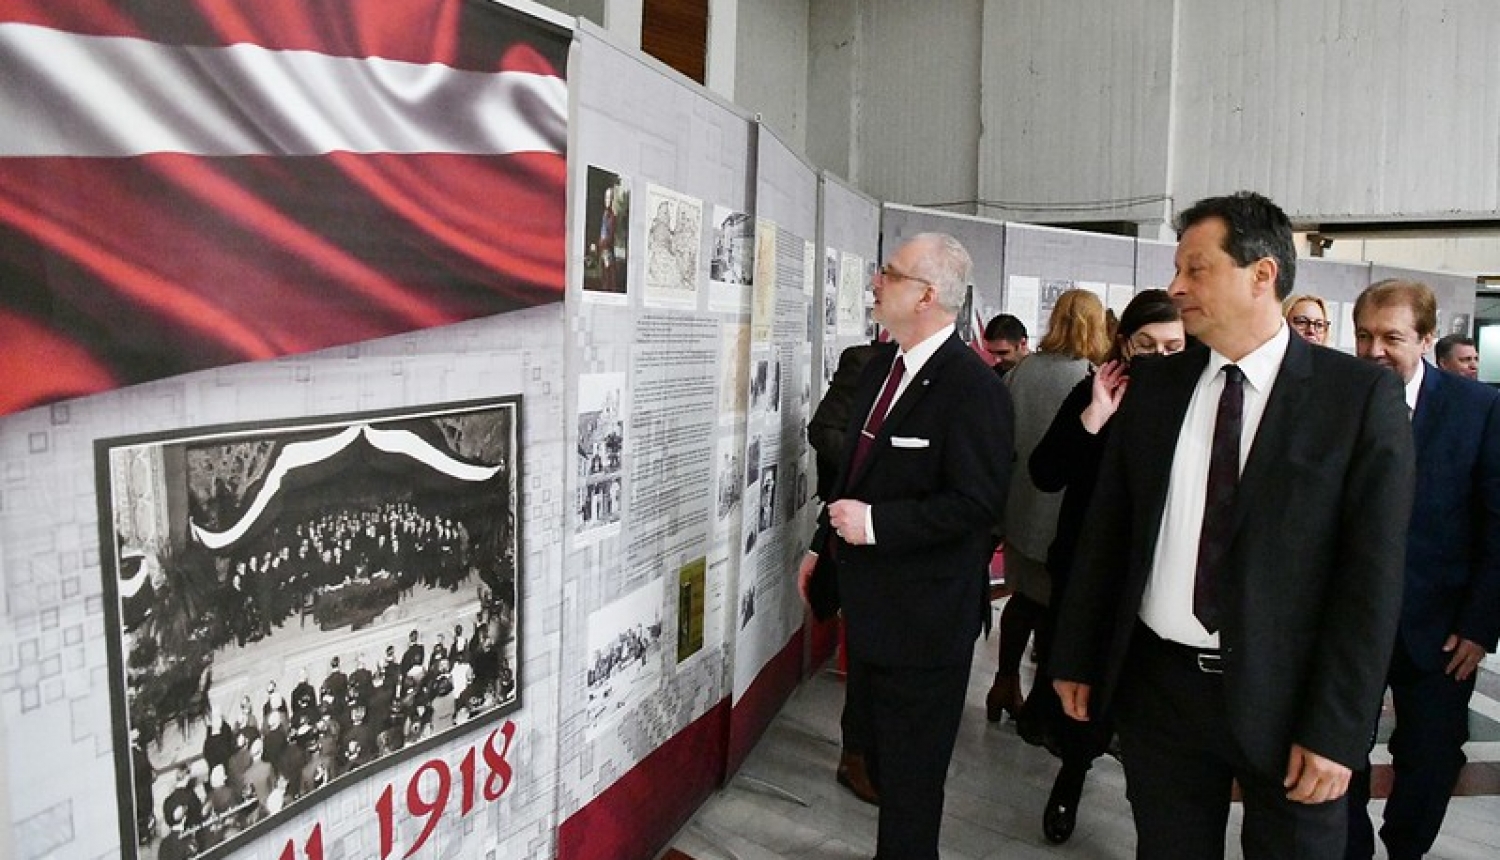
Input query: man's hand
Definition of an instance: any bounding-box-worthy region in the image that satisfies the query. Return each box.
[828,499,871,545]
[797,552,818,606]
[1283,744,1351,804]
[1054,680,1091,721]
[1443,634,1486,681]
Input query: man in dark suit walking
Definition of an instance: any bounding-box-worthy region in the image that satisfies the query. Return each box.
[798,232,1013,859]
[1346,279,1500,860]
[1051,192,1415,858]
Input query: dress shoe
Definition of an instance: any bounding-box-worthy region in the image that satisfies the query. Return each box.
[985,673,1024,723]
[1042,763,1086,844]
[836,751,880,805]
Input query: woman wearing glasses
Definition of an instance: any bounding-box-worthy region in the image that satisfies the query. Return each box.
[1027,289,1185,845]
[1284,293,1331,344]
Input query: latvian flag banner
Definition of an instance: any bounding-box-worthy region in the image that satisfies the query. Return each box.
[0,1,570,417]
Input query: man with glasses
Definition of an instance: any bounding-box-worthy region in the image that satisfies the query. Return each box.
[798,233,1013,859]
[1346,280,1500,860]
[1052,192,1414,858]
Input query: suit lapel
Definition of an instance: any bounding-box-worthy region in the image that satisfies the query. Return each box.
[1136,348,1208,534]
[1231,336,1313,532]
[1411,362,1445,454]
[846,336,956,491]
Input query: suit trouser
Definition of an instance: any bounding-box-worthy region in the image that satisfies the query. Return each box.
[1117,628,1348,860]
[850,655,972,860]
[1346,640,1474,859]
[841,652,870,754]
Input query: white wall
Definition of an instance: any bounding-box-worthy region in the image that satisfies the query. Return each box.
[850,0,983,209]
[1169,0,1500,221]
[978,0,1175,228]
[732,0,810,152]
[1319,234,1500,277]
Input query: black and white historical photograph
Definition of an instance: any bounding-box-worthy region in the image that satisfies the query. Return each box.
[576,372,625,539]
[584,577,665,739]
[716,447,743,522]
[744,437,761,489]
[583,165,630,297]
[749,355,780,414]
[823,246,840,328]
[98,398,523,860]
[710,206,754,313]
[757,464,779,533]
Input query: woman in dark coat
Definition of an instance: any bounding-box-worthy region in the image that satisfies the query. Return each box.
[1027,289,1186,844]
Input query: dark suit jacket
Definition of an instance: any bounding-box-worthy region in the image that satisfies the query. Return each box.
[809,341,888,501]
[810,334,1014,667]
[1401,362,1500,671]
[1050,336,1415,776]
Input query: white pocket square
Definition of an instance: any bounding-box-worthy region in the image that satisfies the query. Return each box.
[890,436,930,449]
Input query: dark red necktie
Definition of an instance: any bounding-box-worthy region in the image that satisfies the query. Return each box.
[1194,364,1242,634]
[848,355,905,483]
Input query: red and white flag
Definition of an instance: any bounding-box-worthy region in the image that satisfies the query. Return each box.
[0,0,570,416]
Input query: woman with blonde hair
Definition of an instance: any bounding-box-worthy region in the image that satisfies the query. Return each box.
[1284,293,1331,344]
[986,288,1109,724]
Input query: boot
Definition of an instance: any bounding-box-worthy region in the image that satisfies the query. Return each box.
[836,750,880,805]
[1043,762,1087,844]
[985,673,1024,723]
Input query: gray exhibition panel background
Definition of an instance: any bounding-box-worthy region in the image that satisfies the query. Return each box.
[1002,222,1137,290]
[560,22,758,823]
[756,124,819,241]
[1135,239,1178,291]
[880,205,1007,321]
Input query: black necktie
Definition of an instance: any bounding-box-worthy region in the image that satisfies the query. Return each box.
[1194,364,1243,634]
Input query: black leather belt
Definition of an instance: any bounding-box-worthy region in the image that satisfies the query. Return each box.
[1138,623,1223,674]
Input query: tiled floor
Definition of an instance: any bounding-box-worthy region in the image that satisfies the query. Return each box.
[666,611,1500,859]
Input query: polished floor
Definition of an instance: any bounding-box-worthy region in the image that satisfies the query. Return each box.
[666,608,1500,860]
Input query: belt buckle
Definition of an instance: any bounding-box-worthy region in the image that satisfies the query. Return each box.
[1196,653,1223,674]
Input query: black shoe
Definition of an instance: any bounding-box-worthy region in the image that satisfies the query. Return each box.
[1042,765,1086,844]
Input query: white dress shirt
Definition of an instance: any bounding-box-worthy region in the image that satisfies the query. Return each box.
[1140,324,1291,647]
[864,323,955,543]
[1405,360,1424,418]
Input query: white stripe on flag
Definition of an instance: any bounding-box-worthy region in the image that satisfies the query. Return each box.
[0,22,566,157]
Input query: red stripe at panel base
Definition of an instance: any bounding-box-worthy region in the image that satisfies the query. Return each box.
[727,629,804,777]
[807,615,840,676]
[557,701,729,860]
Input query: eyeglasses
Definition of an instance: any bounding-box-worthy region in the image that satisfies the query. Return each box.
[1290,316,1329,333]
[877,263,934,287]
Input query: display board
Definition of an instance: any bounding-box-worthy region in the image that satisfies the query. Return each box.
[725,124,821,773]
[1134,238,1179,294]
[881,205,1008,327]
[1371,264,1478,344]
[809,174,883,668]
[554,21,756,860]
[1002,223,1138,339]
[818,175,883,385]
[0,4,574,860]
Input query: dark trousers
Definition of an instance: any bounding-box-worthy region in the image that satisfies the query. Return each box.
[1117,628,1348,860]
[996,592,1045,676]
[1346,640,1474,860]
[850,656,972,860]
[841,655,869,754]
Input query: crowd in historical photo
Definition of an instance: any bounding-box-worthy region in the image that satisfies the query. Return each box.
[110,410,522,859]
[132,589,517,857]
[218,501,475,645]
